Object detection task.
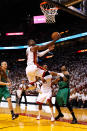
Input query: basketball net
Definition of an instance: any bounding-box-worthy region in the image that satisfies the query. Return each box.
[40,2,59,23]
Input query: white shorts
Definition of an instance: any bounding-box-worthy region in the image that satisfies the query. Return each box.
[26,64,44,83]
[37,90,52,104]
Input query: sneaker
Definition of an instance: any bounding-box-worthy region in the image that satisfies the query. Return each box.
[51,116,55,122]
[71,118,78,124]
[55,113,64,120]
[36,115,40,120]
[12,114,19,120]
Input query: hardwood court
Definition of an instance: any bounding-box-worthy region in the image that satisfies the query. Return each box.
[0,104,87,131]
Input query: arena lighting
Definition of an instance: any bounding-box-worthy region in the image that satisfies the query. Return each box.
[0,45,27,50]
[6,32,24,36]
[77,49,87,53]
[37,32,87,46]
[0,32,87,50]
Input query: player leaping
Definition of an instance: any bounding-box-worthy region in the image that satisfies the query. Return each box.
[26,32,61,86]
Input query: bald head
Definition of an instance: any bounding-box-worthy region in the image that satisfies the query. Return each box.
[42,65,48,70]
[28,39,36,46]
[61,66,67,71]
[1,61,7,70]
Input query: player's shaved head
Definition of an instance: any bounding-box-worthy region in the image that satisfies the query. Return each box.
[1,61,7,66]
[28,39,36,46]
[61,65,67,71]
[42,65,48,70]
[1,61,7,69]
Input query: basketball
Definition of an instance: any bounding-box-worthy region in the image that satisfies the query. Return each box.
[51,32,61,40]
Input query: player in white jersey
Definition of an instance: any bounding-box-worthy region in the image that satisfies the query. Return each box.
[26,34,61,85]
[36,71,55,121]
[26,43,51,83]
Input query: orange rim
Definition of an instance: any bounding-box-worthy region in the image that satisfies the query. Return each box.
[40,2,47,7]
[40,2,59,10]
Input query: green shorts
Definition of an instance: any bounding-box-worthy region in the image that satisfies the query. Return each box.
[0,86,11,101]
[56,88,70,106]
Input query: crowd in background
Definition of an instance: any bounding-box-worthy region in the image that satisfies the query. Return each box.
[1,47,87,108]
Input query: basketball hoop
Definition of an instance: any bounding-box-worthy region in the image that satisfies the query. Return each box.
[40,1,59,23]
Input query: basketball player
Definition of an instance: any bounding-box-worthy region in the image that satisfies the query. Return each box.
[26,33,61,86]
[0,61,19,120]
[52,66,77,124]
[36,70,55,122]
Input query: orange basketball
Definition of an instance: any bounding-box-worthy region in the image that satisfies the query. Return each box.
[51,32,61,40]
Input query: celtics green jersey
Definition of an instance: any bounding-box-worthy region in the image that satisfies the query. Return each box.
[0,70,8,87]
[58,75,69,89]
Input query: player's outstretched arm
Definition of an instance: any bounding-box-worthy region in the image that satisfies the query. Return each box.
[50,71,58,76]
[51,77,60,85]
[37,45,54,57]
[31,32,61,52]
[38,32,61,51]
[38,38,59,51]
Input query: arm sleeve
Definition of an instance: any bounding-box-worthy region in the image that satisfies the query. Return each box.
[37,49,50,57]
[57,73,64,77]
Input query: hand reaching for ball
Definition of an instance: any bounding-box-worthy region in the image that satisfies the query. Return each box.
[51,32,61,40]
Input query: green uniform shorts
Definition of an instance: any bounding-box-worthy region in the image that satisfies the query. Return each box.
[0,86,11,101]
[56,88,70,106]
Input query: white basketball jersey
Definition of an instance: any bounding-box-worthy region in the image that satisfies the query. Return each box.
[26,46,36,66]
[41,75,52,93]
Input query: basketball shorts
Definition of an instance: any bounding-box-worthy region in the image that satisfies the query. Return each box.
[26,64,44,83]
[37,90,52,104]
[56,88,70,106]
[0,86,11,101]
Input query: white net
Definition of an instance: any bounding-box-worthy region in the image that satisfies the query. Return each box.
[40,2,58,23]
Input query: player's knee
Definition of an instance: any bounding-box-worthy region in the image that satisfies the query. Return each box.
[39,104,42,110]
[6,97,11,102]
[47,99,53,107]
